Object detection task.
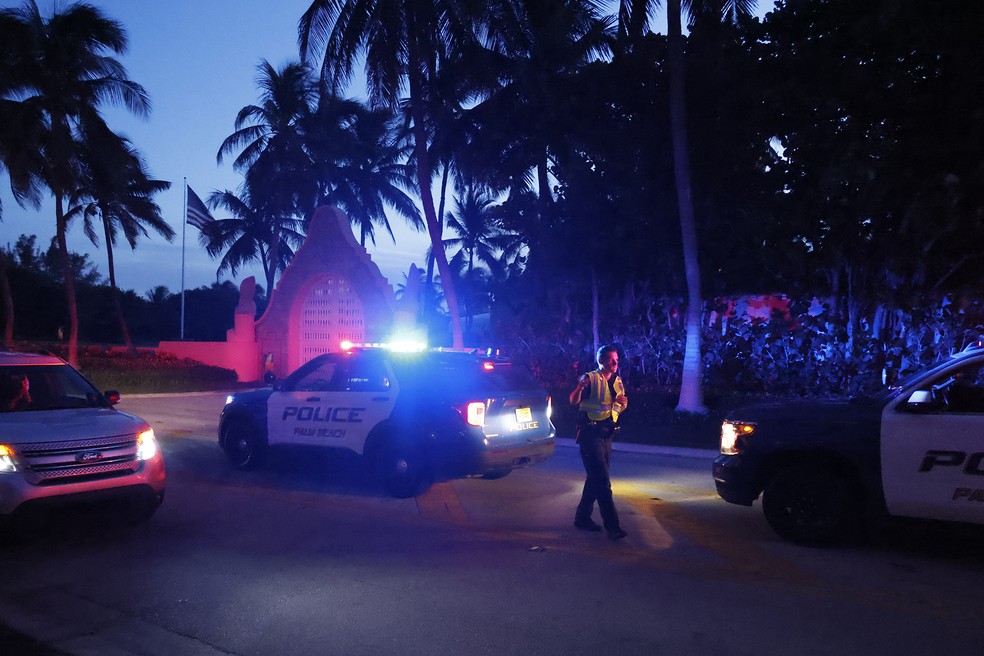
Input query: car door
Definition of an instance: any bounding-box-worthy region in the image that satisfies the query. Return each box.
[266,351,397,455]
[881,357,984,524]
[266,355,342,447]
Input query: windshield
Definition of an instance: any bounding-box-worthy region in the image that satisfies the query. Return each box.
[0,364,109,413]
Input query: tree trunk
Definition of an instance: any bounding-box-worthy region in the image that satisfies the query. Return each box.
[591,266,599,356]
[267,228,280,304]
[406,27,463,349]
[0,250,14,346]
[424,164,451,326]
[668,0,707,414]
[102,209,134,352]
[56,195,79,366]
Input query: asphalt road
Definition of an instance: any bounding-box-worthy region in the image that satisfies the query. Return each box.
[2,392,983,655]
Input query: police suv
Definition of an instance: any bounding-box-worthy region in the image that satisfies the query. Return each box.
[219,345,556,497]
[713,344,984,545]
[0,351,166,530]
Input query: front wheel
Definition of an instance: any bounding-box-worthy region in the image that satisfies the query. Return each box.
[762,464,856,546]
[376,440,429,498]
[222,418,267,470]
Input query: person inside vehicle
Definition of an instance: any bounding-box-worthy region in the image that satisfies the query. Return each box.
[2,373,32,411]
[943,363,984,413]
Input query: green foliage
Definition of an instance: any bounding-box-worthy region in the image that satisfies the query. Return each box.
[72,345,239,394]
[516,294,984,403]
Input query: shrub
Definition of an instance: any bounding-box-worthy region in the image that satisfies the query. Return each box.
[13,343,240,394]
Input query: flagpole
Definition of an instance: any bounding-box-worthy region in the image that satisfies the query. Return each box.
[180,178,187,340]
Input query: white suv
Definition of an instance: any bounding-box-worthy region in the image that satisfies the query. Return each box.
[0,351,166,530]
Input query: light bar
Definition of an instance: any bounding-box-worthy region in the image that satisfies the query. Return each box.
[339,339,427,353]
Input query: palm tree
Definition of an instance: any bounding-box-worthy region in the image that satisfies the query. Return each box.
[665,0,706,413]
[0,1,149,365]
[68,125,173,350]
[617,0,756,413]
[299,0,476,348]
[201,188,306,297]
[465,0,613,209]
[312,101,423,246]
[217,59,318,290]
[442,186,522,331]
[443,187,516,281]
[145,285,170,305]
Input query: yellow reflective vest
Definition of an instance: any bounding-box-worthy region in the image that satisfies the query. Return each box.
[579,370,625,423]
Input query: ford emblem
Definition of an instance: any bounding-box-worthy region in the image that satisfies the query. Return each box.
[76,451,103,463]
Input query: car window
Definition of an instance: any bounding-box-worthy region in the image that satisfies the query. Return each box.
[1,364,106,412]
[341,356,390,392]
[931,361,984,414]
[294,361,339,392]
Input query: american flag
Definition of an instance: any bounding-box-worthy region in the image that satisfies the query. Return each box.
[186,186,215,229]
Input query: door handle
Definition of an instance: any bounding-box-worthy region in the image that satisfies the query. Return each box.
[372,396,389,402]
[306,396,320,402]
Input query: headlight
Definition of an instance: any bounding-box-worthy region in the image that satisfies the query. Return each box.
[0,444,16,473]
[721,421,755,455]
[136,429,158,461]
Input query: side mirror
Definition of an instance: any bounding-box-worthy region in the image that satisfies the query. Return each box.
[904,389,940,413]
[104,390,121,405]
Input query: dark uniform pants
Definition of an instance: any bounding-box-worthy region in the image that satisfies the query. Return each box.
[575,421,621,533]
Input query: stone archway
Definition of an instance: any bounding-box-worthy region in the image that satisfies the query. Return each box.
[255,206,397,375]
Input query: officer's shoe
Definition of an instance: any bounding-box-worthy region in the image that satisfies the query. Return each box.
[574,518,602,532]
[607,528,628,541]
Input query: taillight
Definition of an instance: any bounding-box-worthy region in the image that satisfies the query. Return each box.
[460,401,486,427]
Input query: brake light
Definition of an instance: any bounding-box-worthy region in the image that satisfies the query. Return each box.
[482,362,494,371]
[462,401,486,427]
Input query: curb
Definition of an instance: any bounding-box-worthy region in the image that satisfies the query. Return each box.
[553,437,718,460]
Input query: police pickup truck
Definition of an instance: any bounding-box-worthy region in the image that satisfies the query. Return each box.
[713,345,984,545]
[219,345,556,497]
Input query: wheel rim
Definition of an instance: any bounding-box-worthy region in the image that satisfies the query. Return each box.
[234,437,251,464]
[225,428,253,466]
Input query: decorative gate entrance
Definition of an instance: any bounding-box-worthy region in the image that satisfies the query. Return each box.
[297,274,365,364]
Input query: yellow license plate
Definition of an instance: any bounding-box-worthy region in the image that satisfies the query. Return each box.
[515,407,532,423]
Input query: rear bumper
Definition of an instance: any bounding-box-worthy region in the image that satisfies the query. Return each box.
[477,434,556,474]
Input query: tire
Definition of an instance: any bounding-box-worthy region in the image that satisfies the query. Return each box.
[762,464,856,546]
[222,418,267,470]
[376,440,429,498]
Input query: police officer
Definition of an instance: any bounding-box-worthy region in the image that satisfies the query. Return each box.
[569,344,628,540]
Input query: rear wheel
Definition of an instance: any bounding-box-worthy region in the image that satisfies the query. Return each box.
[762,464,856,546]
[222,418,267,470]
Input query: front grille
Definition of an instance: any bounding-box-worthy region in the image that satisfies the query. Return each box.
[16,434,140,486]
